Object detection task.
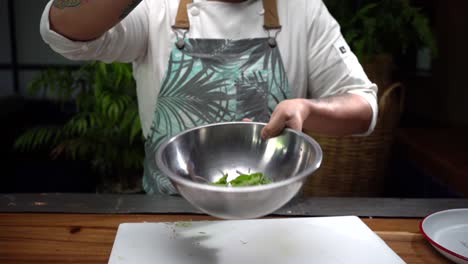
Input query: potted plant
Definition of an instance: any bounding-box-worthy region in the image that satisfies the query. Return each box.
[15,62,145,193]
[326,0,437,93]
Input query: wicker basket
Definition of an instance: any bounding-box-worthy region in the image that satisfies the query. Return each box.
[303,82,405,197]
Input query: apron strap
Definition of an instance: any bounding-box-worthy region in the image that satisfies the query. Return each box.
[262,0,281,29]
[172,0,281,30]
[173,0,193,30]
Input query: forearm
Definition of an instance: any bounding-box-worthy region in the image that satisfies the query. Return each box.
[302,93,373,136]
[49,0,142,41]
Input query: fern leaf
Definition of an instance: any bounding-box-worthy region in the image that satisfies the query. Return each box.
[14,126,60,152]
[130,117,142,144]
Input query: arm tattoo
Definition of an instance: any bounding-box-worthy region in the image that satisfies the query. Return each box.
[119,0,142,20]
[53,0,82,9]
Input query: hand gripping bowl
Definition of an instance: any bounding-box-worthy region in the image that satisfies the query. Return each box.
[156,122,323,219]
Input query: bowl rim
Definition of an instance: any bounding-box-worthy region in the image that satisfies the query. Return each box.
[419,208,468,261]
[155,121,323,193]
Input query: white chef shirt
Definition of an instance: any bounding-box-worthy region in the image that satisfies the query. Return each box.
[40,0,378,137]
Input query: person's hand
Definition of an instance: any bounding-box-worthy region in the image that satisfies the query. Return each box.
[261,99,310,139]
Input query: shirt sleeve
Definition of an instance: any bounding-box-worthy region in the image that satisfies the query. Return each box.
[306,0,378,136]
[39,0,149,63]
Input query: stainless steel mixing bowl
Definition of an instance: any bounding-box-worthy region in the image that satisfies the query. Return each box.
[156,122,322,219]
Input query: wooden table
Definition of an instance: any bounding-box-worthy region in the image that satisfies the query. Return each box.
[2,194,466,264]
[0,213,452,264]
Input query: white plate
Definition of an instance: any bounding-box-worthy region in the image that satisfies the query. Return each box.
[420,208,468,264]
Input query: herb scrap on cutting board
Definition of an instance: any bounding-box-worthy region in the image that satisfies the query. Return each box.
[212,172,272,187]
[175,222,192,228]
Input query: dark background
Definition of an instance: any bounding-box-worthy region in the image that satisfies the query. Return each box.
[0,0,467,197]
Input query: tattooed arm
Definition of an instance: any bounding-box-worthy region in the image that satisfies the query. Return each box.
[50,0,143,41]
[262,93,373,138]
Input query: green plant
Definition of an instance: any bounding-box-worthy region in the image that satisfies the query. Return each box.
[326,0,437,61]
[15,62,144,191]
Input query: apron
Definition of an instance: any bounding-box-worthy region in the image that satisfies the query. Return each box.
[143,0,291,194]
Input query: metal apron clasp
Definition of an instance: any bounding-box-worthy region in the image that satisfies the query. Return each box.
[266,28,281,48]
[173,29,189,50]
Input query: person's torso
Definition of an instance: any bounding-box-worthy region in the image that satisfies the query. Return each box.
[134,0,315,137]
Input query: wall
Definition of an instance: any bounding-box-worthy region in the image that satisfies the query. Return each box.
[0,0,80,96]
[435,1,468,126]
[0,0,12,96]
[403,0,468,127]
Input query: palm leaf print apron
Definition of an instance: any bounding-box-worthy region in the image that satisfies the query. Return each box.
[143,0,291,194]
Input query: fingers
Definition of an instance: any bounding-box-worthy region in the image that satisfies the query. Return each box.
[286,117,303,132]
[262,110,304,140]
[261,111,286,140]
[260,99,310,140]
[242,118,253,122]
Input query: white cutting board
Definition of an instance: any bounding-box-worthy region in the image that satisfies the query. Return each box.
[108,216,405,264]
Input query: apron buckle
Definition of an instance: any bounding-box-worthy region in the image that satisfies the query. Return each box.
[268,38,277,48]
[176,38,186,50]
[173,29,188,50]
[266,29,281,48]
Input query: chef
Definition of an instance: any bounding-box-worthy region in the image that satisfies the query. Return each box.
[40,0,378,194]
